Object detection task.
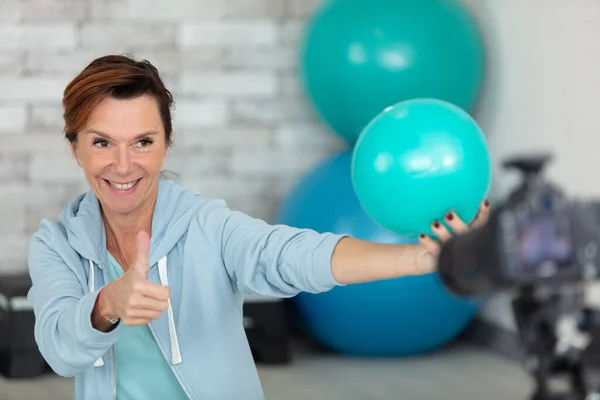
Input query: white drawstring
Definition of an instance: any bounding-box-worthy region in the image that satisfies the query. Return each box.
[89,260,105,368]
[158,256,182,365]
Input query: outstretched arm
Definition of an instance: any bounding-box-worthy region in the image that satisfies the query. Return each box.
[197,197,489,297]
[331,201,491,284]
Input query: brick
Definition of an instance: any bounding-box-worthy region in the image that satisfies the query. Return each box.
[281,20,307,45]
[25,201,72,234]
[0,52,24,74]
[0,182,86,210]
[29,104,64,132]
[224,0,285,18]
[0,184,29,234]
[179,21,278,47]
[0,1,21,23]
[118,50,223,76]
[177,125,273,149]
[0,105,27,134]
[180,72,278,98]
[173,100,229,128]
[275,123,346,150]
[29,155,85,183]
[0,77,69,101]
[163,147,231,178]
[179,51,224,71]
[0,234,30,274]
[2,133,70,156]
[231,97,316,123]
[21,0,86,22]
[25,51,102,75]
[230,148,333,176]
[0,153,28,183]
[280,72,303,96]
[0,201,25,234]
[0,25,77,51]
[80,24,177,50]
[223,46,297,70]
[287,0,323,18]
[90,0,225,21]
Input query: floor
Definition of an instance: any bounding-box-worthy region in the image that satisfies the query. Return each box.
[0,344,534,400]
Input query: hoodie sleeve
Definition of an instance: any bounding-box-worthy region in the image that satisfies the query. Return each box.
[27,221,119,377]
[197,198,349,297]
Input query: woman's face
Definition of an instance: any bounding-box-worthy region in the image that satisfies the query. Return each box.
[72,95,169,216]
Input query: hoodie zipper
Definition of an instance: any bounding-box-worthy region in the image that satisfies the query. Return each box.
[147,324,193,399]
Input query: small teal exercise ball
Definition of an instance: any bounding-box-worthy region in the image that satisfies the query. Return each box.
[352,98,491,238]
[300,0,486,143]
[276,150,480,356]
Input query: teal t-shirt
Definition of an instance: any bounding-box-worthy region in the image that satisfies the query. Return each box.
[106,253,188,400]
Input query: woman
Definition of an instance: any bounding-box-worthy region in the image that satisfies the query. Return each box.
[27,54,489,400]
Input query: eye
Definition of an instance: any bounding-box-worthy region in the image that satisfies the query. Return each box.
[137,138,154,147]
[93,138,109,148]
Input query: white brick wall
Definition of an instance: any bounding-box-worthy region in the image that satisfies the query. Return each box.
[0,0,343,274]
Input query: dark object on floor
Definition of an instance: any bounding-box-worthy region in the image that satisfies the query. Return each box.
[0,274,47,378]
[243,296,292,364]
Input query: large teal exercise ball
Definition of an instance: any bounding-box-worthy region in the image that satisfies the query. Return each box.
[352,98,491,238]
[300,0,486,144]
[276,150,480,356]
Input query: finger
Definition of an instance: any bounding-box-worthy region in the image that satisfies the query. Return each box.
[122,317,154,326]
[471,200,491,229]
[139,281,171,301]
[124,308,164,321]
[444,211,469,235]
[133,230,151,277]
[134,297,169,312]
[431,220,452,243]
[419,234,441,256]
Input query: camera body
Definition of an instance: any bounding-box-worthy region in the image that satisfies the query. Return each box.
[438,154,600,297]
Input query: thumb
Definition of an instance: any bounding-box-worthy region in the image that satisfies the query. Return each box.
[132,230,151,277]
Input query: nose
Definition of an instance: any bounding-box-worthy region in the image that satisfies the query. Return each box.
[113,146,133,176]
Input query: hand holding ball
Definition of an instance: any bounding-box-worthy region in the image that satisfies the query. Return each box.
[351,98,492,239]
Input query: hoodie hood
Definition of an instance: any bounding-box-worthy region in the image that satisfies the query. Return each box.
[58,179,202,367]
[59,179,202,268]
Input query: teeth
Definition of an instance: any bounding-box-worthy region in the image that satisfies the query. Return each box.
[109,180,138,191]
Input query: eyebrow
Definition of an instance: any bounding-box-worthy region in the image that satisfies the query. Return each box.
[85,129,159,140]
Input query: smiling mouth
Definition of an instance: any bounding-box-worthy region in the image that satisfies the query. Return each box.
[104,179,141,191]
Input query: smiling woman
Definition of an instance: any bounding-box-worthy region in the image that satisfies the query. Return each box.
[26,54,489,400]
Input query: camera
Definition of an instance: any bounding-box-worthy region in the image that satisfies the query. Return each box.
[438,154,600,297]
[437,154,600,400]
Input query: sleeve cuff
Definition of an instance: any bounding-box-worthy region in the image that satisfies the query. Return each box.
[77,290,120,347]
[311,233,350,291]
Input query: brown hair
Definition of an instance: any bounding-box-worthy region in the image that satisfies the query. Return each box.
[62,54,174,146]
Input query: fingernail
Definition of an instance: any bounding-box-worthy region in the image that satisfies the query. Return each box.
[433,221,440,228]
[484,199,490,207]
[419,234,426,239]
[445,212,453,221]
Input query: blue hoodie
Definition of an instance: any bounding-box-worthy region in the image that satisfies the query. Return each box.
[27,179,347,400]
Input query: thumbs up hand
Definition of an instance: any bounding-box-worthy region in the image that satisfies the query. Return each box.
[99,231,171,326]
